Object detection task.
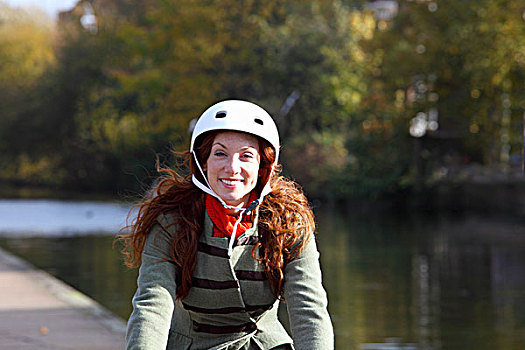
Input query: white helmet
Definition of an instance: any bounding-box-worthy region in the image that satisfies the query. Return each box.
[190,100,280,163]
[189,100,280,256]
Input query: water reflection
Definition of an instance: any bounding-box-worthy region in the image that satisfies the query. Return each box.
[1,200,525,349]
[360,338,417,349]
[316,204,525,349]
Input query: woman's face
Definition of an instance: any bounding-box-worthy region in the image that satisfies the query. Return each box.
[205,131,261,208]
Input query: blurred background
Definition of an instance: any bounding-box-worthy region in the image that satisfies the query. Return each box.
[0,0,524,349]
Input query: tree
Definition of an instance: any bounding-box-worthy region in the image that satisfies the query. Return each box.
[0,2,58,185]
[363,0,525,186]
[70,0,377,196]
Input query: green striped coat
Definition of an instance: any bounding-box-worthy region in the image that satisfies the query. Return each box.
[126,210,334,349]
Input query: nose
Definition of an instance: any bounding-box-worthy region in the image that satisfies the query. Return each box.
[225,155,241,174]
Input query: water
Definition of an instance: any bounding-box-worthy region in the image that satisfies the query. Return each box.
[1,199,525,349]
[0,199,130,235]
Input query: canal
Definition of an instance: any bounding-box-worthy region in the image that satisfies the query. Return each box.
[0,199,524,349]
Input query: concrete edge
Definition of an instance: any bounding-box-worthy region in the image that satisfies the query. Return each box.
[0,246,127,335]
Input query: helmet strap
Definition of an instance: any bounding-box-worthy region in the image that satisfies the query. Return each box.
[191,149,273,256]
[191,151,246,212]
[191,150,272,212]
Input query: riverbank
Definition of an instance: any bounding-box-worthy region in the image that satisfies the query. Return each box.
[419,167,525,217]
[3,165,525,219]
[0,247,126,349]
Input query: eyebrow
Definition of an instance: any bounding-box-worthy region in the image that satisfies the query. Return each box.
[212,142,257,151]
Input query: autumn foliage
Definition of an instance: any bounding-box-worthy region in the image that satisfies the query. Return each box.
[0,0,523,199]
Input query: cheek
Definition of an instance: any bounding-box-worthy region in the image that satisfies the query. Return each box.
[247,164,261,181]
[205,160,218,177]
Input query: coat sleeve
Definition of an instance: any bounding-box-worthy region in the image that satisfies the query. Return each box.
[126,215,178,350]
[283,236,334,349]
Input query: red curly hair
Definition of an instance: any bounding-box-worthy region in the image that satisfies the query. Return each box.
[117,131,315,299]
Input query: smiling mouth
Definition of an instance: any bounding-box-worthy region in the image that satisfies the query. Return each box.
[220,179,243,186]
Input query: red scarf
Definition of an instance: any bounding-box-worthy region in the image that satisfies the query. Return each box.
[205,193,257,239]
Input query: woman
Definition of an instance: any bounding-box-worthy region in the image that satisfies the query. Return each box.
[120,100,333,349]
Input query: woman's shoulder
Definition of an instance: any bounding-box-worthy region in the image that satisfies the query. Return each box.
[143,212,180,252]
[153,211,181,235]
[156,211,175,225]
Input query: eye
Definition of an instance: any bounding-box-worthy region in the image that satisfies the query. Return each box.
[213,150,227,157]
[241,152,256,160]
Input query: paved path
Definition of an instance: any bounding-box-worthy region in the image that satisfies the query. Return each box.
[0,247,126,349]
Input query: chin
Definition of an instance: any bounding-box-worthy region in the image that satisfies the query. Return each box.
[221,195,245,207]
[215,188,252,207]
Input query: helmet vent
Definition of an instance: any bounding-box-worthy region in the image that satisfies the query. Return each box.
[254,118,264,125]
[215,111,227,118]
